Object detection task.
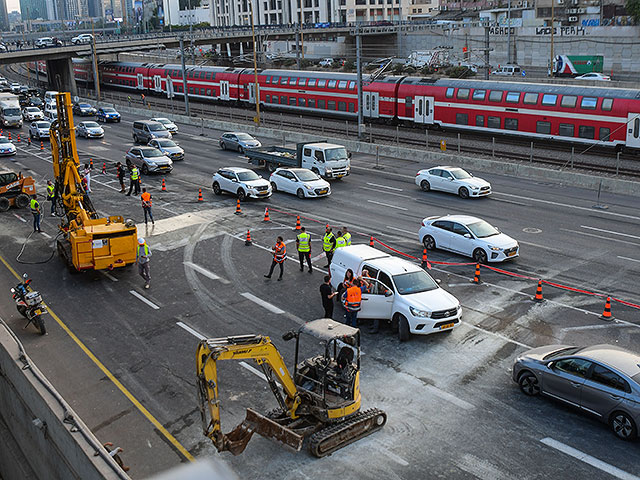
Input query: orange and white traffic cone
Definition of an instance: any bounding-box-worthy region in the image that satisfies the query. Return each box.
[40,141,44,150]
[27,137,31,146]
[90,159,93,169]
[600,296,613,320]
[102,162,106,174]
[534,280,543,302]
[369,236,374,247]
[295,215,301,230]
[17,134,20,143]
[235,198,242,214]
[161,178,166,191]
[198,188,203,202]
[263,207,270,222]
[472,263,481,284]
[7,132,11,140]
[245,230,252,246]
[421,248,431,270]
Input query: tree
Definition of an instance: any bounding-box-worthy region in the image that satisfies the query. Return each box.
[626,0,640,23]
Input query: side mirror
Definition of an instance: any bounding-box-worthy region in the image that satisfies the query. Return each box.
[435,278,442,284]
[232,178,238,182]
[464,233,472,239]
[282,331,296,341]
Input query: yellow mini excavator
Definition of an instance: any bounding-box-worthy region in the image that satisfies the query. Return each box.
[50,93,137,271]
[196,319,387,458]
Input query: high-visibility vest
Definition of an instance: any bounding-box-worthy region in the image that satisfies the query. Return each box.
[273,242,286,263]
[344,286,362,312]
[344,232,352,246]
[30,198,39,213]
[130,167,140,181]
[141,191,152,207]
[137,244,149,256]
[297,232,310,252]
[323,233,335,252]
[335,236,347,248]
[46,184,54,200]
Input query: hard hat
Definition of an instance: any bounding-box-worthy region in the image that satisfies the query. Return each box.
[138,237,145,245]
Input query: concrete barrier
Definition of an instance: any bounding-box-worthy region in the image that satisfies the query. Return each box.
[0,319,128,480]
[94,99,640,198]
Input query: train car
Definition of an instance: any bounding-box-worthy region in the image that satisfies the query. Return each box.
[101,62,149,91]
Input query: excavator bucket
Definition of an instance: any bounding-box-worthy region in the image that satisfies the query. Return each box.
[243,408,304,452]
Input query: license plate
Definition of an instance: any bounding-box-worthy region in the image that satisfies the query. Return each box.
[318,189,327,194]
[439,323,455,330]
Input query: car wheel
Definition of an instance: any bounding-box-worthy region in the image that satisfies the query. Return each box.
[237,189,246,202]
[458,187,470,199]
[141,164,149,175]
[473,248,488,264]
[422,235,436,250]
[238,146,244,154]
[212,182,222,195]
[420,180,430,192]
[15,194,30,209]
[397,314,410,342]
[267,163,277,173]
[0,197,10,212]
[220,141,226,150]
[296,188,305,199]
[29,131,34,138]
[133,134,139,143]
[610,411,637,441]
[270,182,277,193]
[518,372,540,396]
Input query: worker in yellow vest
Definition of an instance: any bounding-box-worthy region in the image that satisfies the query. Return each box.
[296,226,312,273]
[323,226,337,268]
[137,237,152,289]
[342,226,352,246]
[335,230,347,249]
[30,195,41,233]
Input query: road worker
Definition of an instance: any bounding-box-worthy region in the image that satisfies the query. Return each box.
[342,278,365,328]
[323,225,336,268]
[136,237,152,289]
[141,188,154,225]
[264,236,286,281]
[296,226,312,273]
[335,230,347,249]
[46,180,56,216]
[30,195,41,233]
[126,164,141,196]
[342,226,352,246]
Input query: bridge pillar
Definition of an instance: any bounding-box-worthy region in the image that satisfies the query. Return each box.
[46,58,78,97]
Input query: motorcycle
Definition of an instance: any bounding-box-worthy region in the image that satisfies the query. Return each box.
[11,273,47,335]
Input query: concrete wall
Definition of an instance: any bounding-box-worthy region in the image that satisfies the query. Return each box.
[0,320,128,480]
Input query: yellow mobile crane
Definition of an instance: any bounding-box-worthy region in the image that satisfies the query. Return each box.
[51,92,137,271]
[196,319,386,458]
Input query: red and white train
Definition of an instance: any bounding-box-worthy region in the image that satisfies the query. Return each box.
[34,59,640,150]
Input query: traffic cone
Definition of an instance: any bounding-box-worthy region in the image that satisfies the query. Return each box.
[369,236,374,247]
[40,141,44,150]
[294,215,301,230]
[90,159,93,169]
[234,198,242,214]
[600,296,613,320]
[7,132,10,140]
[534,280,543,301]
[472,263,481,284]
[161,178,166,191]
[245,230,252,246]
[263,207,270,222]
[421,248,431,270]
[27,137,31,146]
[198,188,203,202]
[102,162,106,174]
[17,134,20,143]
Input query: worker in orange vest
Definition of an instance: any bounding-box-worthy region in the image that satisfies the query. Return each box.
[140,188,154,225]
[264,236,286,281]
[342,278,365,327]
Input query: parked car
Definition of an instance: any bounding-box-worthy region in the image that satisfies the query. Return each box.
[211,167,272,201]
[29,121,51,140]
[319,58,334,67]
[419,214,519,264]
[219,132,261,152]
[73,103,96,116]
[22,107,43,121]
[76,121,104,139]
[71,33,93,45]
[513,344,640,441]
[151,117,178,135]
[574,72,611,81]
[96,106,121,123]
[147,138,184,161]
[125,146,173,175]
[415,166,491,198]
[269,167,331,198]
[132,120,171,143]
[492,64,522,76]
[0,43,7,53]
[0,136,16,155]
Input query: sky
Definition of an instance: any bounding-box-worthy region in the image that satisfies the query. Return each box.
[8,0,20,13]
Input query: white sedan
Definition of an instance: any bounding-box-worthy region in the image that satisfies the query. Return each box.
[415,166,491,198]
[212,166,272,201]
[22,107,44,121]
[269,168,331,199]
[419,214,519,263]
[574,72,610,81]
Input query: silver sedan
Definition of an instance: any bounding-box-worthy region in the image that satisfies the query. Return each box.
[219,132,261,153]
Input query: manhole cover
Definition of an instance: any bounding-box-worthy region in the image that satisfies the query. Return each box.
[523,227,542,234]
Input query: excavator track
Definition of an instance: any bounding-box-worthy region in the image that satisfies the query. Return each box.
[308,408,387,458]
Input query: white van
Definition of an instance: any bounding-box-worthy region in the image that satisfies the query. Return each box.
[329,245,461,341]
[492,64,521,76]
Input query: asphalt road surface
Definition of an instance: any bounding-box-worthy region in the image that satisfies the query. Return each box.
[0,114,639,479]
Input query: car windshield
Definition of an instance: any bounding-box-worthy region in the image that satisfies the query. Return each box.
[467,220,499,238]
[296,170,320,181]
[36,122,50,128]
[543,346,584,360]
[155,118,171,124]
[392,270,439,295]
[30,98,42,104]
[149,123,166,131]
[4,108,20,116]
[0,137,10,144]
[156,139,177,147]
[26,107,39,112]
[325,147,348,161]
[102,108,116,113]
[79,104,91,108]
[236,133,254,141]
[237,171,260,181]
[83,122,99,128]
[450,168,472,180]
[142,148,164,158]
[632,372,640,385]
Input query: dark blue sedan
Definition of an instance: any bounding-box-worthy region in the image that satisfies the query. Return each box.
[96,107,121,123]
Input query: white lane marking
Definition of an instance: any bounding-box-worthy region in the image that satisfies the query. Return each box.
[540,437,640,480]
[425,384,475,411]
[239,361,268,381]
[183,261,230,284]
[14,214,26,223]
[461,321,533,349]
[561,323,634,332]
[311,252,326,262]
[129,290,160,309]
[40,231,51,239]
[386,225,416,235]
[367,199,408,211]
[581,225,640,240]
[518,240,565,255]
[241,292,285,314]
[490,196,531,207]
[176,321,206,340]
[378,447,409,467]
[561,229,640,247]
[366,182,403,192]
[618,256,640,264]
[99,270,118,282]
[361,186,410,198]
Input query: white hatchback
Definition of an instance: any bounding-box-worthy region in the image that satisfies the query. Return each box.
[212,167,272,201]
[269,167,331,199]
[419,214,519,263]
[415,166,491,198]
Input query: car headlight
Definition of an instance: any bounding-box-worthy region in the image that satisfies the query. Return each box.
[304,184,313,190]
[469,185,479,190]
[409,306,430,318]
[150,134,156,138]
[326,169,332,174]
[488,245,502,251]
[147,161,157,166]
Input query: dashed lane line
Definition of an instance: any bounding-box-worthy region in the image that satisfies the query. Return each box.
[367,199,408,211]
[581,224,640,240]
[99,270,118,282]
[183,261,230,284]
[129,290,160,310]
[361,186,411,198]
[13,213,26,223]
[386,225,416,236]
[618,256,640,264]
[424,383,476,411]
[176,321,206,340]
[561,228,640,247]
[239,361,268,381]
[241,292,285,314]
[365,182,404,192]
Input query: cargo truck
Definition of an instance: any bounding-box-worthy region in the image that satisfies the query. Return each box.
[554,55,604,77]
[0,93,23,127]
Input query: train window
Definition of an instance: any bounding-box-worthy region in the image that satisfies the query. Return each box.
[635,118,640,138]
[455,113,468,125]
[328,80,337,88]
[200,72,206,79]
[599,127,611,141]
[349,81,356,89]
[536,121,551,134]
[206,89,212,96]
[523,93,538,105]
[580,97,598,110]
[349,103,355,113]
[318,79,327,88]
[559,123,575,137]
[405,97,413,109]
[290,97,297,105]
[266,94,271,102]
[445,88,455,98]
[272,96,279,104]
[457,88,470,100]
[328,100,336,110]
[338,101,347,111]
[205,72,211,80]
[472,90,486,101]
[541,94,557,106]
[308,79,317,87]
[561,95,577,108]
[281,77,289,85]
[505,92,520,103]
[308,99,316,108]
[504,118,518,130]
[299,98,306,107]
[338,81,348,89]
[299,78,307,86]
[266,76,271,84]
[189,87,194,94]
[318,99,326,109]
[280,95,287,104]
[578,125,595,139]
[488,91,503,102]
[475,115,484,127]
[487,116,500,128]
[602,98,613,111]
[272,76,279,84]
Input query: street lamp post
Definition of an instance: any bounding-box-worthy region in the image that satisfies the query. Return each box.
[507,0,511,64]
[550,0,555,76]
[249,0,260,125]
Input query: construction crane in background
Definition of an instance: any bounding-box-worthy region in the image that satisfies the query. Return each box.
[50,92,137,272]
